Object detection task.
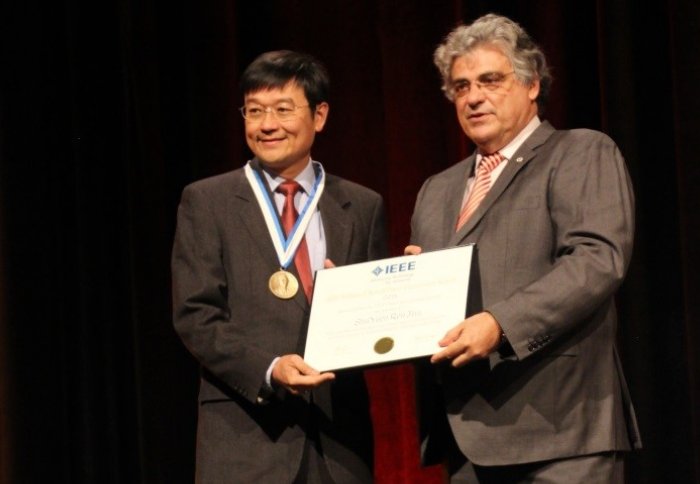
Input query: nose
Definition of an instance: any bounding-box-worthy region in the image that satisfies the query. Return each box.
[464,84,486,107]
[259,109,281,131]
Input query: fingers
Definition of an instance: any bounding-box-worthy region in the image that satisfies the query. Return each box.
[431,335,465,362]
[442,344,471,367]
[324,258,336,269]
[430,340,475,367]
[430,321,466,363]
[430,313,502,367]
[272,354,336,394]
[437,324,464,346]
[403,245,423,256]
[431,347,454,364]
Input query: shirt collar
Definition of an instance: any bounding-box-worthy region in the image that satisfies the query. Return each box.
[262,159,317,195]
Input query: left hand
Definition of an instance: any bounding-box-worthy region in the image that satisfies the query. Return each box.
[404,245,422,256]
[431,312,503,367]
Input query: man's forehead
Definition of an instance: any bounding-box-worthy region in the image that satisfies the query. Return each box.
[450,46,511,76]
[244,81,305,102]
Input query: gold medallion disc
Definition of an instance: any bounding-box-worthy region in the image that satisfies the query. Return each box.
[268,270,299,299]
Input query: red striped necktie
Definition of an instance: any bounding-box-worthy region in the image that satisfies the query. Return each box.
[455,152,504,231]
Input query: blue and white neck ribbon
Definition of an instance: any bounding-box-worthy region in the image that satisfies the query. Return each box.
[244,160,325,270]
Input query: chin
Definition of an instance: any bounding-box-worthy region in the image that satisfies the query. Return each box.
[465,125,493,140]
[258,158,284,167]
[468,135,492,148]
[256,152,285,164]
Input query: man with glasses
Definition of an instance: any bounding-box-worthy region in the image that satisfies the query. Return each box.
[172,50,387,483]
[406,14,641,482]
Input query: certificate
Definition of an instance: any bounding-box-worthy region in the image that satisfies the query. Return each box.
[304,244,475,371]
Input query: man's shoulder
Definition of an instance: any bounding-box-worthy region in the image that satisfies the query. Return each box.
[542,124,616,148]
[557,127,613,141]
[511,122,617,162]
[528,126,624,172]
[324,172,383,201]
[182,167,246,194]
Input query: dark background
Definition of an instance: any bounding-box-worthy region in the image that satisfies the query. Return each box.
[1,0,699,482]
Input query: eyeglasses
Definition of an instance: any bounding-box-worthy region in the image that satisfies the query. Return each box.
[448,71,515,98]
[239,102,309,122]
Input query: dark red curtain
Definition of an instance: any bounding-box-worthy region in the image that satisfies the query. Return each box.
[1,0,698,482]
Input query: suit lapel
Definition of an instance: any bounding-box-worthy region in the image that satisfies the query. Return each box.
[231,170,311,308]
[444,158,475,247]
[231,172,280,264]
[318,179,353,266]
[235,167,355,309]
[451,121,556,245]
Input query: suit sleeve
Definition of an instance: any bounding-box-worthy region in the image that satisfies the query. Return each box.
[171,184,275,404]
[489,133,635,360]
[367,195,390,260]
[409,175,437,246]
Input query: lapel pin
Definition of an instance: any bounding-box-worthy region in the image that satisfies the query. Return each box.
[515,157,524,163]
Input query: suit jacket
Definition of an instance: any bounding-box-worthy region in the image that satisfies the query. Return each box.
[410,121,642,466]
[172,164,388,482]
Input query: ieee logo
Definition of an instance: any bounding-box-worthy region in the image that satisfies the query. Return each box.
[371,261,416,277]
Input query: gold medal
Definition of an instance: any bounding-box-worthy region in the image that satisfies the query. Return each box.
[374,337,395,355]
[268,270,299,299]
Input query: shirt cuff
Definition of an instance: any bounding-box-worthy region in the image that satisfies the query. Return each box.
[257,356,281,404]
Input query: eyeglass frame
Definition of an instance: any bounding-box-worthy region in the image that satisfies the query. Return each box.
[448,71,516,99]
[239,102,311,122]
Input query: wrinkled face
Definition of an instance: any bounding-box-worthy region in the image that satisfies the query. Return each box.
[450,45,539,153]
[244,82,328,178]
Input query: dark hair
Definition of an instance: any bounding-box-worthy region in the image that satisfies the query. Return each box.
[240,50,330,109]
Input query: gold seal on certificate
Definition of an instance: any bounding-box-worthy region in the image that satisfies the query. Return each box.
[374,337,394,354]
[268,270,299,299]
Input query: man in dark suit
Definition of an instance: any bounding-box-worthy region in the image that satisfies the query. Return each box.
[172,50,387,483]
[407,14,641,483]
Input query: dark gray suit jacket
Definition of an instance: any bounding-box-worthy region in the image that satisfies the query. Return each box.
[172,165,388,482]
[411,121,642,466]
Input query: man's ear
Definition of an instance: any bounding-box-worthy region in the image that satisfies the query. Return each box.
[313,102,329,132]
[528,78,540,102]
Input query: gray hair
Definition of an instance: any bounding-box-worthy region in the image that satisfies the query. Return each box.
[434,14,552,113]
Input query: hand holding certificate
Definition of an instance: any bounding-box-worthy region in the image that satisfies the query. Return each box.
[304,245,476,371]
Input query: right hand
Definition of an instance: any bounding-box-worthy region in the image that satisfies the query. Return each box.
[271,354,335,395]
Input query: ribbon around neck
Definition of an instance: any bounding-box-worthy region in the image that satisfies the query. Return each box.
[244,160,325,270]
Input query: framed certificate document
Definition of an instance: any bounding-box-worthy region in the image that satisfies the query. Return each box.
[304,244,476,371]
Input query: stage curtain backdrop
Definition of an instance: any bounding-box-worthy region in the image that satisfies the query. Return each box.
[1,0,699,482]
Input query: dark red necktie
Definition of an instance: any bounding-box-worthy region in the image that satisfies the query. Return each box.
[276,180,313,301]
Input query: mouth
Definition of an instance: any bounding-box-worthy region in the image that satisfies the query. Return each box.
[258,137,286,146]
[467,112,490,121]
